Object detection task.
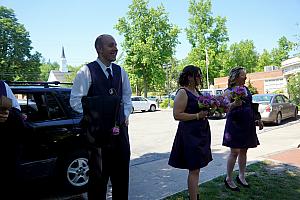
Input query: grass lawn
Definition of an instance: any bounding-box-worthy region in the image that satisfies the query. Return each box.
[163,160,300,200]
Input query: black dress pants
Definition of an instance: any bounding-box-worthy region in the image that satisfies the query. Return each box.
[88,126,130,200]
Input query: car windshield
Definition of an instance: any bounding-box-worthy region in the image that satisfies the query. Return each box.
[253,95,273,103]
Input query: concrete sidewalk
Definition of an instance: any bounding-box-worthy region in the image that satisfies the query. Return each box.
[128,121,300,200]
[65,120,300,200]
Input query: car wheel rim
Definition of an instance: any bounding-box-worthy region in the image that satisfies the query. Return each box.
[67,157,89,187]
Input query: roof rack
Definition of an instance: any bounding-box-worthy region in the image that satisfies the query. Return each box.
[5,81,73,88]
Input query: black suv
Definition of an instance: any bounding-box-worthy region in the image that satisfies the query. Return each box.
[7,81,89,192]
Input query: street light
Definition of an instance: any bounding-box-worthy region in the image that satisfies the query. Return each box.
[163,63,172,108]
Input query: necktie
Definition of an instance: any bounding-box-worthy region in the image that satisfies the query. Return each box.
[106,68,113,88]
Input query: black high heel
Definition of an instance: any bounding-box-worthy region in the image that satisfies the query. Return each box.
[236,176,250,188]
[224,178,240,192]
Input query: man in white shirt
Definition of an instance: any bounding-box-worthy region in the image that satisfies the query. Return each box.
[70,34,132,200]
[0,80,21,122]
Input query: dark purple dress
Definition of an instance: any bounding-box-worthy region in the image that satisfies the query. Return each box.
[222,86,260,148]
[168,89,213,170]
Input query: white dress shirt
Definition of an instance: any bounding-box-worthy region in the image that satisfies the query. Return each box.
[3,81,21,111]
[70,58,132,119]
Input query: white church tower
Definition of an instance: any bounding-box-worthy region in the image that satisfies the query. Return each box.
[47,46,69,82]
[60,46,68,72]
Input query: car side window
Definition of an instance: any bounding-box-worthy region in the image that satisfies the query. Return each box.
[45,92,66,120]
[282,95,289,103]
[275,96,284,104]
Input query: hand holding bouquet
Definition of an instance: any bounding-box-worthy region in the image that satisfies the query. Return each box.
[230,86,247,106]
[197,94,220,116]
[0,96,12,123]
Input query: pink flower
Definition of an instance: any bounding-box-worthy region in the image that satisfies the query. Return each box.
[230,86,247,101]
[215,95,230,113]
[112,126,120,135]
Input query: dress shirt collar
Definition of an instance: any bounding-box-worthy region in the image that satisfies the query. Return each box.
[96,58,113,74]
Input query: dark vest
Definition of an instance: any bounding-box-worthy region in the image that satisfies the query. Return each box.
[0,81,7,96]
[86,61,125,124]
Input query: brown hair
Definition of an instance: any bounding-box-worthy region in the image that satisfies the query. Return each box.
[178,65,203,87]
[227,66,245,88]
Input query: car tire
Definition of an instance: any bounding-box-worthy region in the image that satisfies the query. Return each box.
[293,108,298,120]
[57,149,89,192]
[149,105,156,112]
[275,112,282,125]
[131,107,134,114]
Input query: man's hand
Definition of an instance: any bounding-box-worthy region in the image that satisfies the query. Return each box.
[125,118,129,126]
[0,110,9,123]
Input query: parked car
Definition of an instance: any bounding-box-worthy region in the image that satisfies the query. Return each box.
[252,93,298,125]
[7,81,89,192]
[146,96,159,103]
[131,96,157,113]
[200,88,226,96]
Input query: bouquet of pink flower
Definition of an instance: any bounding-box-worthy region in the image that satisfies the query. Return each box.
[197,94,219,115]
[230,86,247,102]
[214,95,230,114]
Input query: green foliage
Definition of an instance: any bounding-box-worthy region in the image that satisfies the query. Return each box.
[246,79,258,95]
[227,40,259,73]
[257,49,272,71]
[65,65,82,83]
[159,98,174,108]
[164,161,300,200]
[271,36,295,66]
[0,6,41,81]
[115,0,180,97]
[40,61,60,81]
[185,0,229,87]
[287,72,300,106]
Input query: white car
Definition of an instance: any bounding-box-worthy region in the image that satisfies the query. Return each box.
[131,96,158,113]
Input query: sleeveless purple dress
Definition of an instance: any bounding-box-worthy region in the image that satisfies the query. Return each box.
[222,86,260,148]
[168,88,213,170]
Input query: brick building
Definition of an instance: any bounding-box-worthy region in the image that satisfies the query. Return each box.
[213,56,300,95]
[214,69,285,94]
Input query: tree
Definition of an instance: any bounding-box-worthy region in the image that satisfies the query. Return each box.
[227,40,258,73]
[257,49,272,71]
[40,61,60,81]
[271,36,295,66]
[185,0,229,88]
[246,79,258,95]
[115,0,180,97]
[0,6,41,81]
[287,72,300,106]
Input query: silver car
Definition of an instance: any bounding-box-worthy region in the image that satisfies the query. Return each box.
[252,94,298,125]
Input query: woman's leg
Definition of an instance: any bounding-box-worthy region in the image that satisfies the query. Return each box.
[226,148,239,188]
[188,169,200,200]
[238,148,248,184]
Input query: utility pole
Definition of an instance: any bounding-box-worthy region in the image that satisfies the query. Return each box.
[205,48,209,89]
[163,63,171,108]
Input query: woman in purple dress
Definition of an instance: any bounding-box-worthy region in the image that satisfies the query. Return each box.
[222,67,263,191]
[168,65,212,200]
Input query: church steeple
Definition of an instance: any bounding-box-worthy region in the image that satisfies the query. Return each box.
[60,46,68,72]
[61,46,66,59]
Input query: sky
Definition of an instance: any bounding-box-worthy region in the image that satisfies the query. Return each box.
[1,0,299,66]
